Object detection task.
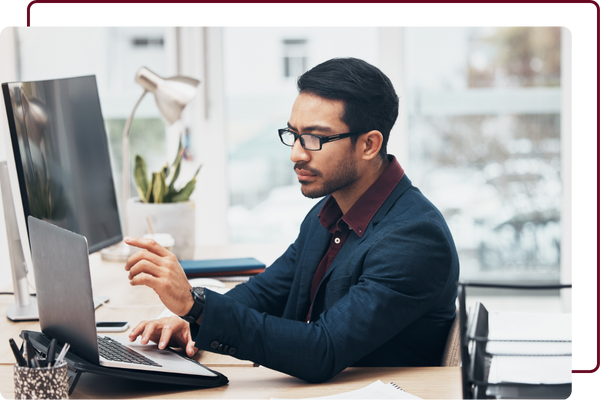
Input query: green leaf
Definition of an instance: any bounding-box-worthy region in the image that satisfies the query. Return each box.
[168,158,182,193]
[134,155,149,202]
[152,171,168,203]
[161,163,170,180]
[134,136,202,203]
[192,164,202,179]
[166,165,202,203]
[168,136,184,190]
[173,135,184,167]
[147,173,156,203]
[170,178,196,203]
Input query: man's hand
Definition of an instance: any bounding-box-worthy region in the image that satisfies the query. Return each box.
[129,316,198,357]
[124,236,193,316]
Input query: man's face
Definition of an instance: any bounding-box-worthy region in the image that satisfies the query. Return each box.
[287,92,359,199]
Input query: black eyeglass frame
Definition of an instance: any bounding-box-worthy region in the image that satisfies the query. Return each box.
[278,128,367,151]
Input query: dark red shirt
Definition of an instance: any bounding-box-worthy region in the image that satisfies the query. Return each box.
[307,156,405,321]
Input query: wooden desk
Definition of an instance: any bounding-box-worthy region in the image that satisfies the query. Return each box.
[0,364,462,399]
[1,247,462,399]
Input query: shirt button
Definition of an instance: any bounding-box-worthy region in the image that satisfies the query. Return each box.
[334,238,341,244]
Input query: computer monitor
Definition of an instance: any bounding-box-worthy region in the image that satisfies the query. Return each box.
[2,75,122,319]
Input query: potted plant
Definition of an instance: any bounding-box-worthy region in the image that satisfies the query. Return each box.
[127,138,201,260]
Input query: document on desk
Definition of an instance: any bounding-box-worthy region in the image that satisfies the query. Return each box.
[488,356,571,384]
[486,311,571,385]
[271,380,422,399]
[486,311,571,355]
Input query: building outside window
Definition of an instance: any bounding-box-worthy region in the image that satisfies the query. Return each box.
[283,39,308,78]
[404,27,562,284]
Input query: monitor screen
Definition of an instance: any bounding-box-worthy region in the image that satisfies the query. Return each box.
[2,75,122,253]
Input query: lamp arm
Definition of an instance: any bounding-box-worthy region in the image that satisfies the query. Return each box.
[122,90,148,236]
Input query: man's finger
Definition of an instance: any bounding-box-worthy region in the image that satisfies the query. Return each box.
[124,248,164,271]
[158,324,174,349]
[129,321,148,341]
[140,321,162,345]
[128,259,163,281]
[129,271,161,290]
[124,236,171,257]
[186,341,198,357]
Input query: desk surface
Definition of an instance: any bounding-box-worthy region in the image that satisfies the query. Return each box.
[0,365,461,399]
[1,246,462,399]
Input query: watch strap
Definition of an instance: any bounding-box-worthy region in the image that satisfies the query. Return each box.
[181,287,205,324]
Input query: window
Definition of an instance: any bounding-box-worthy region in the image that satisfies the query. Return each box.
[14,27,173,218]
[283,39,308,78]
[405,27,562,284]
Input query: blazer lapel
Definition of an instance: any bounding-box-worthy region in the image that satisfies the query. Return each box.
[296,223,331,319]
[316,175,414,292]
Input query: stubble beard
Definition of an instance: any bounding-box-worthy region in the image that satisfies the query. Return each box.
[296,158,359,199]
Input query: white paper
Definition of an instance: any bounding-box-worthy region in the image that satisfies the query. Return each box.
[483,312,572,385]
[488,356,572,384]
[486,340,571,356]
[487,312,571,341]
[271,380,422,400]
[486,311,571,357]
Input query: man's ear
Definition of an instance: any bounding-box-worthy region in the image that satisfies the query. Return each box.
[359,130,383,161]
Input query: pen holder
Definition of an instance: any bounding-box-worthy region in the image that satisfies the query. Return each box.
[14,361,69,399]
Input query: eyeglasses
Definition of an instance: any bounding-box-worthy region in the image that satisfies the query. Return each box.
[278,128,366,151]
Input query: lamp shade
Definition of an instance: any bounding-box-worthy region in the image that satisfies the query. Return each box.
[135,67,200,124]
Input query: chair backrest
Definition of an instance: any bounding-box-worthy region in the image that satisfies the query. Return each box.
[441,309,461,367]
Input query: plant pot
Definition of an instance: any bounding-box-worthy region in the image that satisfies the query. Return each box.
[127,197,196,260]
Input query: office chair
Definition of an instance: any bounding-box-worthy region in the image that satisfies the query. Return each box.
[441,309,461,367]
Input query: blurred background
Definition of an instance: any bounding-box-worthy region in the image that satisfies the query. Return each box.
[0,27,570,311]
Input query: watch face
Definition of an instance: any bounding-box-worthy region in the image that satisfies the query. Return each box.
[191,287,205,301]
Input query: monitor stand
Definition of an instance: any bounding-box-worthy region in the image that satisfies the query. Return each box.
[6,278,38,321]
[1,161,108,321]
[6,294,108,321]
[7,302,39,321]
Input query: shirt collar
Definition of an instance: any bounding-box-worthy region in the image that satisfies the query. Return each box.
[318,155,405,237]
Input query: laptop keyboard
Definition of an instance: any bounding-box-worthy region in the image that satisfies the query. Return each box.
[98,336,162,367]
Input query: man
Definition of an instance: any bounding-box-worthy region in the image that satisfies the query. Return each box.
[125,57,459,383]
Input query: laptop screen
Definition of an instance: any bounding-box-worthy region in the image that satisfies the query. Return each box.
[28,216,101,364]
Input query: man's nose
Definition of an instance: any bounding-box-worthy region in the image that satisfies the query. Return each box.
[290,138,310,163]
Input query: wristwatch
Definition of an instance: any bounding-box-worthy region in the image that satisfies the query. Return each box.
[181,287,205,324]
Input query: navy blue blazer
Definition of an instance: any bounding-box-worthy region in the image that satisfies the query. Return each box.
[195,174,459,383]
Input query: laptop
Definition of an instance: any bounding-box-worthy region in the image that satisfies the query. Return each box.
[27,216,217,378]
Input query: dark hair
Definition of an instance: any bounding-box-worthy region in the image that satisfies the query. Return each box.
[297,57,399,159]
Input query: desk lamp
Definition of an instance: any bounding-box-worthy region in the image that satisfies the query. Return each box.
[102,67,200,261]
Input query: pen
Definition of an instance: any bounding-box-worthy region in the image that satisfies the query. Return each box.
[55,343,70,365]
[23,333,40,368]
[23,332,32,367]
[47,338,57,367]
[9,338,27,367]
[31,355,40,368]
